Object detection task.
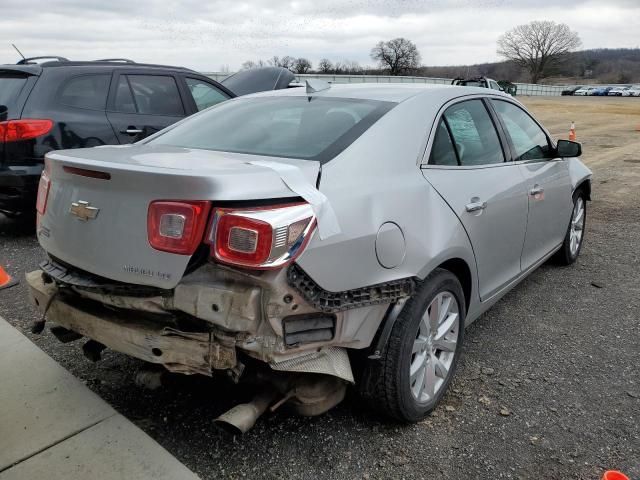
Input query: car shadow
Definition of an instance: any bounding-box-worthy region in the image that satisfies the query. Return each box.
[0,212,36,237]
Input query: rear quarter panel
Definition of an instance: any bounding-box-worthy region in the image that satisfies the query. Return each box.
[297,93,478,308]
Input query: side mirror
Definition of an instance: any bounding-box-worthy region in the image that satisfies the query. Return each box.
[556,139,582,158]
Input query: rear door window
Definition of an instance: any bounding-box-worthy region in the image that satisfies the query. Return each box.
[126,75,184,116]
[59,74,111,110]
[113,76,136,113]
[492,100,553,161]
[443,99,505,166]
[112,74,185,116]
[185,78,230,111]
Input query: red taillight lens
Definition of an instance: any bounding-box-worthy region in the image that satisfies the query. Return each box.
[36,170,51,215]
[214,213,273,266]
[0,119,53,143]
[209,203,316,269]
[147,201,211,255]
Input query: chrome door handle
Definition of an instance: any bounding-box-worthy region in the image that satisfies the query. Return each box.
[121,128,143,135]
[529,185,544,196]
[465,200,487,212]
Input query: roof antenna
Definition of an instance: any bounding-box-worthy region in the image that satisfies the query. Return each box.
[12,44,26,62]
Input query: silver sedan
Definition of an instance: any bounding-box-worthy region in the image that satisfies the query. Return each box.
[28,83,591,429]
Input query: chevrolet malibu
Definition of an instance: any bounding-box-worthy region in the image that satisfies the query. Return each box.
[27,83,591,432]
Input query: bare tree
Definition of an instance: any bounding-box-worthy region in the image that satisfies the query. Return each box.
[497,20,581,83]
[241,59,266,70]
[267,55,296,71]
[293,58,312,74]
[318,58,333,73]
[266,56,281,68]
[370,38,421,75]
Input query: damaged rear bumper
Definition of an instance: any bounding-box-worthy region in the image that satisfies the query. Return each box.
[25,268,361,383]
[27,270,237,376]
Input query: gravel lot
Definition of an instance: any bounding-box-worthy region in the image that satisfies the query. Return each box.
[1,97,638,479]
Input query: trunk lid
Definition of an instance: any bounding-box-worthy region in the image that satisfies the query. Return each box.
[38,144,320,289]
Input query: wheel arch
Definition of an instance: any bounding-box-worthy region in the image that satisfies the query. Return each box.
[367,256,474,361]
[436,258,472,313]
[573,178,591,201]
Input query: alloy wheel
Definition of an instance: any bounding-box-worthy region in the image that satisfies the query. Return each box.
[409,291,460,402]
[570,197,585,257]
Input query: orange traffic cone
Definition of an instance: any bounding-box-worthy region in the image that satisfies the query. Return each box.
[0,265,18,290]
[602,471,630,480]
[569,122,577,141]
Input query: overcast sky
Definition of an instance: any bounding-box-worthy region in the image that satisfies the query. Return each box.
[1,0,638,71]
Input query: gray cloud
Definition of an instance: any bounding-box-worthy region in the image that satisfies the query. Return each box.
[1,0,638,71]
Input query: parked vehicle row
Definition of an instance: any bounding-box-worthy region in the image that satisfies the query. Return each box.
[563,84,640,96]
[0,57,294,217]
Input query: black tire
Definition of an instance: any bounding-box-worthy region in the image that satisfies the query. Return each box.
[359,269,465,422]
[554,192,587,266]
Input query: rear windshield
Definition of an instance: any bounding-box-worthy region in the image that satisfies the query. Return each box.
[148,96,395,163]
[0,75,28,110]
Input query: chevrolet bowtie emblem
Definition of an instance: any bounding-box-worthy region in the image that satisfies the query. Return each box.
[70,200,100,221]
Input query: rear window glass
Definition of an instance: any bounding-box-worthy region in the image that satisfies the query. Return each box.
[0,75,28,108]
[148,96,395,162]
[59,74,110,110]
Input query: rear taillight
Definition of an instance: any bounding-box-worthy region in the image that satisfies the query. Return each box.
[0,119,53,143]
[147,201,211,255]
[36,170,51,215]
[208,203,316,269]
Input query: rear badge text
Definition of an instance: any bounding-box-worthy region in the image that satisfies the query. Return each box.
[123,265,172,281]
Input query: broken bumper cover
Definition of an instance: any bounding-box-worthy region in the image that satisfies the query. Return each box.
[26,270,237,376]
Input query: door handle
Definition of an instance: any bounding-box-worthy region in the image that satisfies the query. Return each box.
[465,200,487,213]
[529,185,545,196]
[121,127,143,135]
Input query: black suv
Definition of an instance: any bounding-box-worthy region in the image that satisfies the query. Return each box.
[0,58,293,216]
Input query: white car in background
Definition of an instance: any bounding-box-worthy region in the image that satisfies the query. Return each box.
[627,86,640,97]
[574,87,596,96]
[608,86,632,96]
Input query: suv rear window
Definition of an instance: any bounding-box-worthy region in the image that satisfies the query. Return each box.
[0,74,28,109]
[59,74,111,110]
[148,96,395,162]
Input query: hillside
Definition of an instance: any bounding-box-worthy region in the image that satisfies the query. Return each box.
[418,48,640,85]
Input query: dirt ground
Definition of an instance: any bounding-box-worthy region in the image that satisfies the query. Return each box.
[0,96,638,480]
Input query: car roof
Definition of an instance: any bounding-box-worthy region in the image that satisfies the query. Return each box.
[2,60,195,73]
[241,82,510,103]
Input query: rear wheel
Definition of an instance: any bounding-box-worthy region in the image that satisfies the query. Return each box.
[360,269,465,422]
[555,193,586,265]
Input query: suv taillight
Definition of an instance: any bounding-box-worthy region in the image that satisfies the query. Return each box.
[0,119,53,143]
[147,201,211,255]
[208,203,316,269]
[36,170,51,215]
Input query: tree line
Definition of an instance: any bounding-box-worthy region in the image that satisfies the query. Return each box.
[241,21,640,84]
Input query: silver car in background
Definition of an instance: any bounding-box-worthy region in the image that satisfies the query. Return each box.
[27,83,591,431]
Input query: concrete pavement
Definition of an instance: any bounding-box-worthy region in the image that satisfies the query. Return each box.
[0,316,200,479]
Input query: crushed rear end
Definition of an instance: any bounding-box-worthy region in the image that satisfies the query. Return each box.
[25,144,369,431]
